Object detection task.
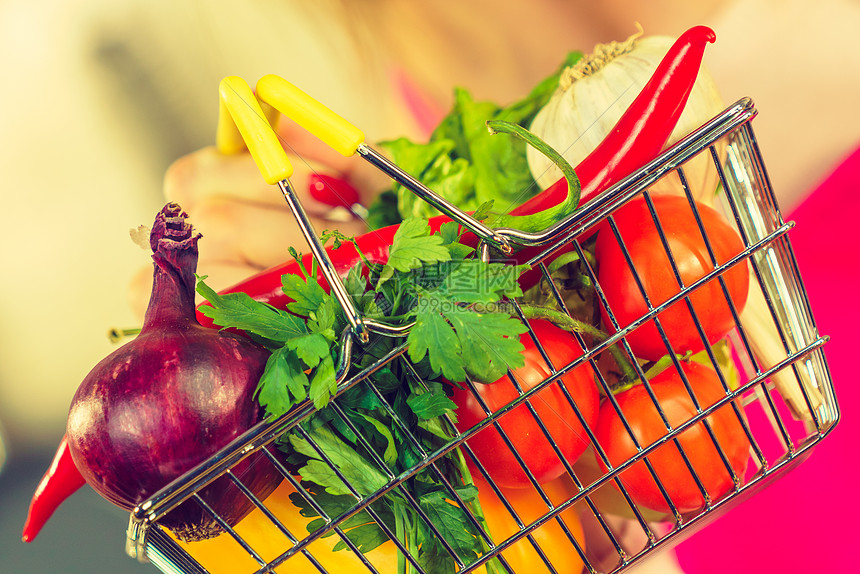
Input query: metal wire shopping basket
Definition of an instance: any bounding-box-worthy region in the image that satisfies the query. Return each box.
[123,77,839,574]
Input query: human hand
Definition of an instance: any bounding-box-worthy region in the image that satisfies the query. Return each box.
[127,122,389,319]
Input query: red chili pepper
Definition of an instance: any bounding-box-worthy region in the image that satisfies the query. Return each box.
[196,26,715,324]
[511,25,717,218]
[509,25,716,286]
[21,435,86,542]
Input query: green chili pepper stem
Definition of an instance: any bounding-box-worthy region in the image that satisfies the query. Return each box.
[483,120,581,233]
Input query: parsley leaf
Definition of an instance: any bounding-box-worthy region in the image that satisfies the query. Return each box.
[407,302,465,381]
[378,217,450,287]
[281,272,330,318]
[256,347,308,416]
[446,307,528,382]
[308,353,337,410]
[290,425,389,497]
[196,281,307,345]
[406,382,458,420]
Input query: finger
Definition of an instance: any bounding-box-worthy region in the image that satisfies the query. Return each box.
[189,195,370,271]
[164,146,279,210]
[276,121,393,207]
[164,142,389,213]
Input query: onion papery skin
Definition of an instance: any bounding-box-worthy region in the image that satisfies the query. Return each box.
[66,204,282,541]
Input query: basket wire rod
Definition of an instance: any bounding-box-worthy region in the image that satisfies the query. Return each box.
[189,488,270,570]
[285,425,428,574]
[253,467,384,574]
[216,471,334,574]
[476,99,758,268]
[401,356,591,574]
[684,289,769,474]
[449,464,591,574]
[777,236,840,425]
[615,188,711,369]
[356,144,513,255]
[528,258,660,549]
[597,435,826,574]
[131,343,413,531]
[392,360,532,574]
[505,296,631,496]
[707,281,772,472]
[320,400,475,570]
[143,527,211,574]
[458,376,546,491]
[712,132,828,426]
[482,99,759,258]
[636,186,751,496]
[455,439,592,574]
[591,220,793,370]
[271,348,626,572]
[584,342,691,523]
[715,125,831,423]
[153,225,812,564]
[738,256,817,447]
[276,179,370,344]
[580,334,828,504]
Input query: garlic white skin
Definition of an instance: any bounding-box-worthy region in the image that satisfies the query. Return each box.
[527,32,726,204]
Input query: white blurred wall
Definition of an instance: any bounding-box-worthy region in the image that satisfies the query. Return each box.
[0,0,402,456]
[0,0,164,453]
[2,0,859,460]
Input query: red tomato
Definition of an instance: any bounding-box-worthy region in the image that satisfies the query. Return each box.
[594,361,750,514]
[595,195,750,361]
[450,320,599,489]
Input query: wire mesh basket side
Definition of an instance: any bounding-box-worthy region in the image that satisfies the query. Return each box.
[128,100,839,574]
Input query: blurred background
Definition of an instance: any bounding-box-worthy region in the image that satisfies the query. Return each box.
[2,0,859,572]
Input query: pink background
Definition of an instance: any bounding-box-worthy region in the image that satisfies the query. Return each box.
[676,143,860,572]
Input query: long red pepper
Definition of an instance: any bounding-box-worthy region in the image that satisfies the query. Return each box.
[510,25,716,284]
[511,25,716,218]
[21,435,86,542]
[24,26,716,539]
[196,25,716,327]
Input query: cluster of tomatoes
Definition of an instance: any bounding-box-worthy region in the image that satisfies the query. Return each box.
[451,194,753,517]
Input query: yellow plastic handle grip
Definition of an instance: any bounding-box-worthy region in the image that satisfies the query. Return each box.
[217,76,293,184]
[255,74,365,157]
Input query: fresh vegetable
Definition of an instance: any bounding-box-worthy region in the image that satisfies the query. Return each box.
[595,194,750,361]
[21,436,86,542]
[197,217,531,573]
[65,204,281,541]
[739,283,825,421]
[526,27,725,201]
[381,51,583,223]
[510,25,717,219]
[594,361,750,514]
[449,320,599,489]
[171,474,585,574]
[197,26,718,328]
[471,473,586,574]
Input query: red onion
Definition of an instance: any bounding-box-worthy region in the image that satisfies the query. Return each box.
[66,203,280,541]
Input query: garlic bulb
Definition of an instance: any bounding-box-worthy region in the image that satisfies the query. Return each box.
[527,30,726,203]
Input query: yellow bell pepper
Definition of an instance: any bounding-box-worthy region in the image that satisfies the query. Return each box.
[171,474,585,573]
